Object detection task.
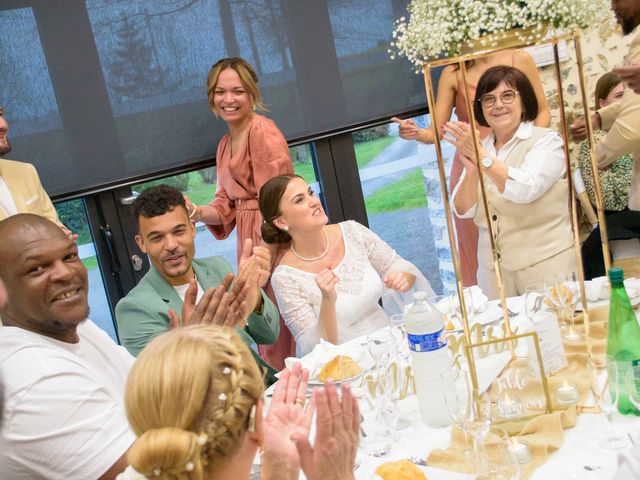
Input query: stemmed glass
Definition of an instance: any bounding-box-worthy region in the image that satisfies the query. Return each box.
[351,362,396,457]
[366,329,395,368]
[388,315,412,430]
[523,282,545,323]
[589,357,630,450]
[475,425,521,480]
[443,366,474,457]
[389,314,410,363]
[543,274,564,327]
[557,271,579,338]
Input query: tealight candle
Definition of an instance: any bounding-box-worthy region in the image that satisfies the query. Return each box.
[498,392,522,419]
[563,326,582,342]
[509,438,532,464]
[556,379,579,404]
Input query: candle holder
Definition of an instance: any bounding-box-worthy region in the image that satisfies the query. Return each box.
[562,325,583,343]
[509,438,532,464]
[556,380,579,404]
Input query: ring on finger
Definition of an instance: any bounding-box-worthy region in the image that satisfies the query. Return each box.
[295,397,306,407]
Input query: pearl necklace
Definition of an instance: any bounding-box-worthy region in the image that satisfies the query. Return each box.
[290,229,329,262]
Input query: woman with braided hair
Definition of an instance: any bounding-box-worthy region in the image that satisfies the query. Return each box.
[118,325,360,480]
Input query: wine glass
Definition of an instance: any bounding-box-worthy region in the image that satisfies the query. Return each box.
[557,271,579,337]
[543,274,563,324]
[474,425,521,480]
[352,365,396,457]
[443,366,474,456]
[523,282,544,323]
[389,314,410,362]
[589,358,630,450]
[366,329,394,368]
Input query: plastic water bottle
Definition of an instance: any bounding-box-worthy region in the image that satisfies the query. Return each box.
[405,291,455,427]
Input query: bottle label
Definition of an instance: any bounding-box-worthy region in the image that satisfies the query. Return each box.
[408,328,447,353]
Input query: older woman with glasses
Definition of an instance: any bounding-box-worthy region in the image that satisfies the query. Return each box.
[446,65,576,298]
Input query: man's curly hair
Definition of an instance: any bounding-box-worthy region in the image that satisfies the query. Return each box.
[133,185,187,222]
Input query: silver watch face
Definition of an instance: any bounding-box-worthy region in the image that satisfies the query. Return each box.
[481,156,493,168]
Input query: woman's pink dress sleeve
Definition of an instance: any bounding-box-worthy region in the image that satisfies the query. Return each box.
[206,136,237,240]
[248,116,294,192]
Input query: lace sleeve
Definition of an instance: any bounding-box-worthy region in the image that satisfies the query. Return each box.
[344,221,434,314]
[271,268,321,356]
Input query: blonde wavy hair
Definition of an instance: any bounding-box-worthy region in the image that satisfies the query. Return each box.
[125,325,264,479]
[206,57,266,117]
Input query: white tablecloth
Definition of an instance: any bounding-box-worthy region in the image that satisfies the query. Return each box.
[268,299,640,480]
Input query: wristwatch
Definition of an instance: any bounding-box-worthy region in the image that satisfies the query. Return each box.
[481,155,494,169]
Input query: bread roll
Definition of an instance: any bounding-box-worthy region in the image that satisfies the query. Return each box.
[374,459,427,480]
[318,355,363,381]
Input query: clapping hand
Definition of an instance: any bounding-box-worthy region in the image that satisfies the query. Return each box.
[316,267,339,302]
[442,121,482,159]
[232,238,271,317]
[241,238,272,288]
[261,363,313,480]
[168,273,244,329]
[291,381,360,480]
[383,271,414,292]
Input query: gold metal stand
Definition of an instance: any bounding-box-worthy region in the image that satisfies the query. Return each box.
[422,29,607,390]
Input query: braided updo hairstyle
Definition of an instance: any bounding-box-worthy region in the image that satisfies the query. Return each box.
[125,325,264,479]
[258,173,303,244]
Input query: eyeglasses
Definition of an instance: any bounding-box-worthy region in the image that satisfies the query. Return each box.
[479,89,519,108]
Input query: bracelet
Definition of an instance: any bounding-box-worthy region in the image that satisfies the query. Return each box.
[189,206,198,220]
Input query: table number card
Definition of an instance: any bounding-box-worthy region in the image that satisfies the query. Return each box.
[527,313,568,376]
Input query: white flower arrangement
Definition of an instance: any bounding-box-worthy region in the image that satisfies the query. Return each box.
[391,0,612,67]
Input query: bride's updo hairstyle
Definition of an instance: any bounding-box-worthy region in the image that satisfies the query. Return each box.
[125,325,264,479]
[259,174,302,244]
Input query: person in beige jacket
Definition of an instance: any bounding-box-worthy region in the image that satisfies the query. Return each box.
[571,0,640,210]
[0,107,59,223]
[447,66,576,298]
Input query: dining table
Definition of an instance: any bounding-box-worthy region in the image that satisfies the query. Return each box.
[266,292,640,480]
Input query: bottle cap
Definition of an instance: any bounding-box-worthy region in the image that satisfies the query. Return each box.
[609,267,624,283]
[413,291,427,301]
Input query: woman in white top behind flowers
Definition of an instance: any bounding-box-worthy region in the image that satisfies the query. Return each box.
[259,174,433,357]
[448,66,577,298]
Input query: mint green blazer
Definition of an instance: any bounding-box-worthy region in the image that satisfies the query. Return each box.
[115,256,279,376]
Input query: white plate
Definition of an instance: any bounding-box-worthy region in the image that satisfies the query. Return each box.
[447,300,504,332]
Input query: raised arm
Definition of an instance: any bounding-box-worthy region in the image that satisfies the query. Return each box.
[392,65,457,144]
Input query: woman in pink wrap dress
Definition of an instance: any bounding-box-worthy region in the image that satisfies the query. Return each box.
[188,58,294,369]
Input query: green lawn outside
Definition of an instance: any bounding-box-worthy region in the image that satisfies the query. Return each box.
[364,168,427,214]
[293,161,316,183]
[355,136,395,168]
[82,255,99,271]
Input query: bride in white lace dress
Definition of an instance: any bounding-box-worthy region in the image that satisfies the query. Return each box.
[259,174,433,357]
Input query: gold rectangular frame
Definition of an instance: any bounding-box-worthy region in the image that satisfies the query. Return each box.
[465,331,554,423]
[421,30,605,352]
